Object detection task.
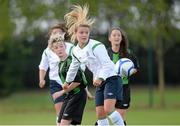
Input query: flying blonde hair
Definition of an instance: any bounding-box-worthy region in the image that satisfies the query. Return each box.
[64,4,95,42]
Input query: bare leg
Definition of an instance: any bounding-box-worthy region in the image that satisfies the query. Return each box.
[96,106,109,126]
[116,108,127,120]
[52,94,63,125]
[60,119,72,126]
[104,99,124,126]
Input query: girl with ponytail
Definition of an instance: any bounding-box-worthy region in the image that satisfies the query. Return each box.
[63,4,124,126]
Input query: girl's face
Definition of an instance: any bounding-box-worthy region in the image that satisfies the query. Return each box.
[52,42,66,58]
[109,29,122,46]
[51,28,63,35]
[76,26,90,46]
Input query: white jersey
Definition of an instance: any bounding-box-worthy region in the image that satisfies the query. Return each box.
[65,39,116,83]
[39,42,74,85]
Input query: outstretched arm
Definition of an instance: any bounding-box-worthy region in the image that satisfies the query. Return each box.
[53,82,80,99]
[39,69,46,88]
[65,52,80,83]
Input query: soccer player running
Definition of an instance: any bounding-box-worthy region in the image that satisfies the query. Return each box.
[38,22,73,124]
[63,4,124,126]
[39,22,93,125]
[108,27,140,125]
[49,33,88,125]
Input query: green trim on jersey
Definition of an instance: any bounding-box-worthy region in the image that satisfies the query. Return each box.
[92,43,102,55]
[73,87,81,94]
[107,48,129,85]
[71,51,88,85]
[92,43,102,51]
[80,69,88,86]
[77,40,89,49]
[72,53,81,63]
[112,53,119,64]
[122,77,129,85]
[59,56,87,95]
[59,57,72,83]
[59,62,65,83]
[68,46,74,55]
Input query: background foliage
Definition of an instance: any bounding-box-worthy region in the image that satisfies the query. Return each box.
[0,0,180,105]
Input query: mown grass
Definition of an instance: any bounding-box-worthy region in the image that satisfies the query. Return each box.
[0,86,180,125]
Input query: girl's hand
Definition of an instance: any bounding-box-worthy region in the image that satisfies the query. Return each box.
[93,79,103,87]
[86,90,94,100]
[62,83,69,90]
[132,68,137,75]
[39,79,45,88]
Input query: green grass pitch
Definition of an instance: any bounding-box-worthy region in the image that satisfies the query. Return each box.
[0,87,180,125]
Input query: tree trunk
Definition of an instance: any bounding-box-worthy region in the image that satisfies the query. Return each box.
[156,39,165,107]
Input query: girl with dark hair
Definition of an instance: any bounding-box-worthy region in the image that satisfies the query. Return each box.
[107,27,140,125]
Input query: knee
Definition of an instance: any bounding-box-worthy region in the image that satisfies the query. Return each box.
[104,107,114,115]
[104,99,116,114]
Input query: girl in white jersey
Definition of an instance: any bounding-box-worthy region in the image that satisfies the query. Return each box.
[63,4,124,126]
[39,23,94,125]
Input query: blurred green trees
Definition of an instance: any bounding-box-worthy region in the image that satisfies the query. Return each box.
[97,0,180,107]
[0,0,179,108]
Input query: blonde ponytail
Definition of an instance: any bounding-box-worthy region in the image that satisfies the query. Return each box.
[64,4,95,42]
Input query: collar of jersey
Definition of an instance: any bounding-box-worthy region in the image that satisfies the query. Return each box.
[111,48,119,54]
[77,38,90,49]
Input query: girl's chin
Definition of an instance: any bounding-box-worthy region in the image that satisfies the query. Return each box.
[114,42,120,45]
[57,54,63,57]
[81,39,88,43]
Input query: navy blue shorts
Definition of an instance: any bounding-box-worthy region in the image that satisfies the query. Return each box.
[115,84,130,109]
[95,76,123,106]
[49,80,65,104]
